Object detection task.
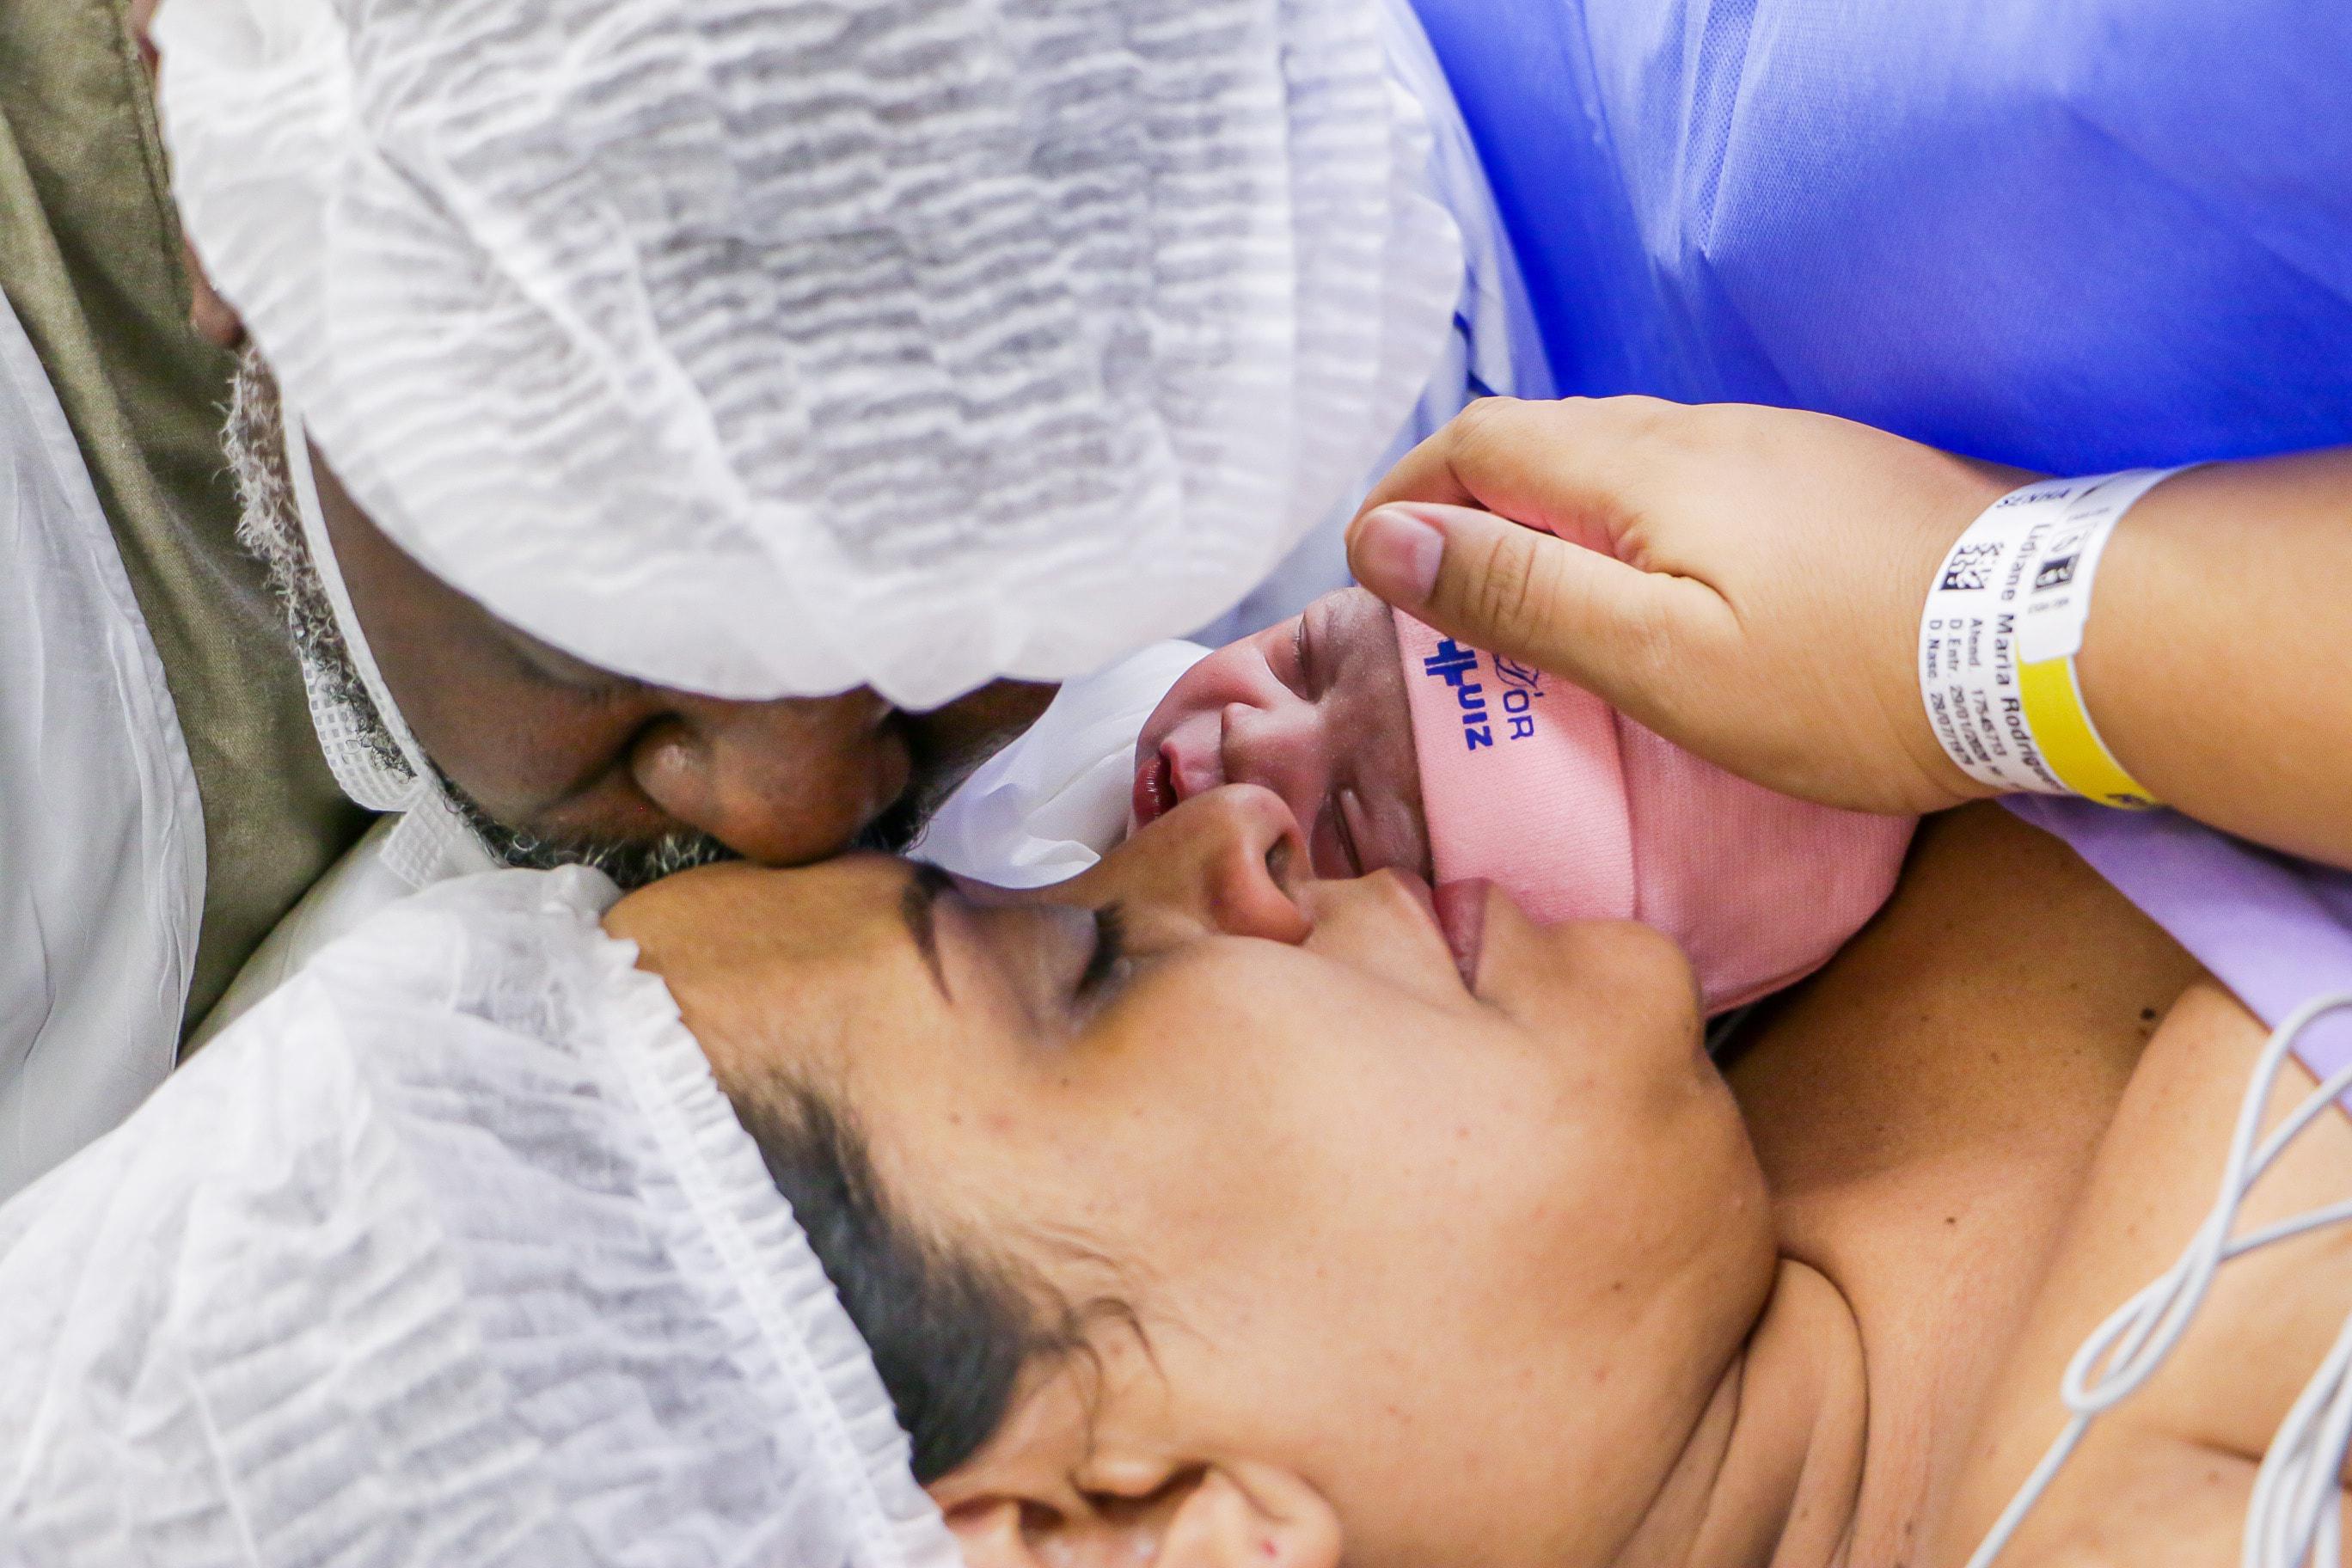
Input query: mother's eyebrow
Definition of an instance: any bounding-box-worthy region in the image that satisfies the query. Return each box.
[901,861,955,1001]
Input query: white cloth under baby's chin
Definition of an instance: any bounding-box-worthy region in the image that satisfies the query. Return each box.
[921,641,1209,887]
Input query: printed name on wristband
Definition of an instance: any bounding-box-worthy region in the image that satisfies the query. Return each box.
[1916,469,2181,808]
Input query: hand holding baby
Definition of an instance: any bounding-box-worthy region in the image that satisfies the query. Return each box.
[1345,396,2017,818]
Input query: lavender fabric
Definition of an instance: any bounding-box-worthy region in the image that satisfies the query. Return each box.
[2006,798,2352,1081]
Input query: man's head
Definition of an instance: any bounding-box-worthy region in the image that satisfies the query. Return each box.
[614,786,1776,1568]
[223,351,1054,883]
[150,0,1465,811]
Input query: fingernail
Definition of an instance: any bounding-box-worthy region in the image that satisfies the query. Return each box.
[1352,505,1445,604]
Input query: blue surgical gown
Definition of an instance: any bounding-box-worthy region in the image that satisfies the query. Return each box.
[1409,0,2352,471]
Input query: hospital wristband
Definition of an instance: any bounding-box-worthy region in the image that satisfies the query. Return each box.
[1916,469,2184,809]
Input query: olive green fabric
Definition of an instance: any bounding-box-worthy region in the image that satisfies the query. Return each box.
[0,0,369,1041]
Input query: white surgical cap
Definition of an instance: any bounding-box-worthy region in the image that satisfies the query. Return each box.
[154,0,1464,707]
[0,867,955,1568]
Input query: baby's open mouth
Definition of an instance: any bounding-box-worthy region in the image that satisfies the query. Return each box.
[1132,722,1228,828]
[1131,749,1178,828]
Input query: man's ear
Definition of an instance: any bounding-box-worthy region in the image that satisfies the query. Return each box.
[180,236,247,350]
[945,1463,1340,1568]
[135,0,250,349]
[129,0,162,67]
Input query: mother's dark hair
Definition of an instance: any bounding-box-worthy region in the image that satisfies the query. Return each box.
[727,1075,1087,1483]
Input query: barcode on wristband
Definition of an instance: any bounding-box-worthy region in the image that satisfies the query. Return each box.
[1917,470,2178,806]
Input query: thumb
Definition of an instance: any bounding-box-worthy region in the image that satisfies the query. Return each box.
[1346,502,1728,707]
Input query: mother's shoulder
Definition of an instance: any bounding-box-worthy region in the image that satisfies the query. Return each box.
[1732,802,2204,1198]
[1925,975,2352,1563]
[1829,801,2199,1029]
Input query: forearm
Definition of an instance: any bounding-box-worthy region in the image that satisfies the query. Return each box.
[2076,448,2352,867]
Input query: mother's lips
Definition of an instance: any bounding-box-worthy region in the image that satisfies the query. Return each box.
[1382,869,1489,989]
[1433,879,1492,988]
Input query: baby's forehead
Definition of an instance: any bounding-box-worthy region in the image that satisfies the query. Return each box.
[1299,585,1405,679]
[1308,585,1399,644]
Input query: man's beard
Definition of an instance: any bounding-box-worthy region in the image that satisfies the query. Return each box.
[431,769,743,891]
[223,351,740,890]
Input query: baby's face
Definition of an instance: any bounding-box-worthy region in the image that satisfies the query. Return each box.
[1135,587,1430,879]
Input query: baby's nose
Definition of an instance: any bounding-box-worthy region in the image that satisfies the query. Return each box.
[1221,699,1332,819]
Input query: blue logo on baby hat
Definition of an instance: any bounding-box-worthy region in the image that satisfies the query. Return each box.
[1493,655,1546,739]
[1420,640,1548,753]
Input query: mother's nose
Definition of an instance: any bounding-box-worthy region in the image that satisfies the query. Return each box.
[632,689,909,865]
[1069,785,1313,946]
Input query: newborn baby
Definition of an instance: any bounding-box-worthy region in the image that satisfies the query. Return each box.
[1134,588,1916,1012]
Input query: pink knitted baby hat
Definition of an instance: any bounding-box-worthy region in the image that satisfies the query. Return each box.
[1393,611,1914,1013]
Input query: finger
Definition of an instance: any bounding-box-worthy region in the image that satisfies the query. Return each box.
[1347,501,1730,712]
[1356,395,1681,551]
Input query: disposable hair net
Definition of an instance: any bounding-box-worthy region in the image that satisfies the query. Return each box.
[0,867,956,1568]
[154,0,1465,708]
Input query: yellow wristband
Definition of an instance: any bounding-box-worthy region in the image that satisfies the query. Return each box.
[2014,656,2158,810]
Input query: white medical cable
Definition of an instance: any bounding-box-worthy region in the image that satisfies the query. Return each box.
[2251,1252,2352,1568]
[1966,990,2352,1568]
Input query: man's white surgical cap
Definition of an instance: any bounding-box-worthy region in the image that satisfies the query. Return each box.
[155,0,1463,707]
[0,867,955,1568]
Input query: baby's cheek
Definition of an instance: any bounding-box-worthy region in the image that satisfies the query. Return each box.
[1314,605,1428,873]
[1328,696,1430,878]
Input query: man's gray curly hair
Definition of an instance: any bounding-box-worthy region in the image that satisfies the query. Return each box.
[224,349,410,784]
[222,350,736,889]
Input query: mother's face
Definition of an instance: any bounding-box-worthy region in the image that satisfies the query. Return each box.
[611,787,1774,1568]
